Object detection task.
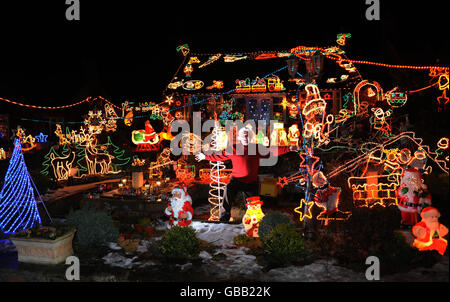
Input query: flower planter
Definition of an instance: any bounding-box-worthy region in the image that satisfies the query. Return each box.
[10,229,76,265]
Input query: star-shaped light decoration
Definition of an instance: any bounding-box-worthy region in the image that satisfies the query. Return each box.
[294,198,314,222]
[299,149,320,176]
[34,132,48,143]
[277,176,289,188]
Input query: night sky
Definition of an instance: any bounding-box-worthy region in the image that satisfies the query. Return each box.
[0,0,448,115]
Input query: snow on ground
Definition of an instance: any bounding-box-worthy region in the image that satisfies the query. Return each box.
[190,221,245,247]
[98,221,449,282]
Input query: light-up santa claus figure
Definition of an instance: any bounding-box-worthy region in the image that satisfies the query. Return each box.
[396,168,432,226]
[288,124,300,146]
[412,207,448,255]
[312,171,350,224]
[144,120,157,142]
[164,185,194,228]
[242,196,265,237]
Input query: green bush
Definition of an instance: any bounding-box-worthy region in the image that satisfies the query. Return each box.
[66,205,119,247]
[261,223,306,265]
[158,226,200,260]
[258,212,293,237]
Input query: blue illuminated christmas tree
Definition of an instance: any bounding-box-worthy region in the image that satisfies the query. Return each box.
[0,138,50,234]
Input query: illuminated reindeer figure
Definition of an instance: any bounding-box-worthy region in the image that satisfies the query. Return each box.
[84,138,115,175]
[50,151,76,181]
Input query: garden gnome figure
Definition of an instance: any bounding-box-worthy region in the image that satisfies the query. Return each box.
[242,196,265,237]
[412,207,448,255]
[165,185,194,228]
[397,168,432,227]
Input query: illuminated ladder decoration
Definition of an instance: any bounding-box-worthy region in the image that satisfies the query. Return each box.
[0,139,51,234]
[208,124,227,221]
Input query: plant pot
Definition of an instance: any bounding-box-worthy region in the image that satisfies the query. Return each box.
[10,229,76,265]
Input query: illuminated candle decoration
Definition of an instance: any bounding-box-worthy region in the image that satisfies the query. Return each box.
[412,207,448,255]
[242,196,265,237]
[0,139,49,234]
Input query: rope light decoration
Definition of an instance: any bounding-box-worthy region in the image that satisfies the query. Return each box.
[0,139,52,234]
[208,122,227,221]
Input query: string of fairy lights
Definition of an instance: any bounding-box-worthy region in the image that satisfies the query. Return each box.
[0,47,447,131]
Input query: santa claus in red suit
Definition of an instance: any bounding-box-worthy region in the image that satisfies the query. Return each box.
[396,168,432,226]
[412,207,448,255]
[312,171,351,224]
[164,185,194,228]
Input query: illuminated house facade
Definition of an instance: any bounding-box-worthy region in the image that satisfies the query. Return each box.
[164,47,363,135]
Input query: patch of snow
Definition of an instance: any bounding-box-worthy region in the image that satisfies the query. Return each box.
[199,251,212,260]
[176,262,193,271]
[105,242,122,250]
[190,221,245,247]
[102,252,139,269]
[261,259,367,282]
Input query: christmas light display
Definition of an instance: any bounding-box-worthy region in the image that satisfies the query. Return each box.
[0,148,6,160]
[294,198,314,222]
[242,197,265,237]
[208,123,227,221]
[34,133,48,143]
[412,207,448,255]
[0,139,50,234]
[14,127,36,152]
[41,146,76,181]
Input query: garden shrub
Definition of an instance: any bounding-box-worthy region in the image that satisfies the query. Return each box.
[261,223,307,265]
[158,226,200,260]
[258,212,293,237]
[66,204,119,247]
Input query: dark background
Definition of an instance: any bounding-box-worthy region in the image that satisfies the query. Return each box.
[0,0,448,139]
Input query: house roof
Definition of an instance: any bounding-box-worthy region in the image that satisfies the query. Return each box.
[164,47,363,98]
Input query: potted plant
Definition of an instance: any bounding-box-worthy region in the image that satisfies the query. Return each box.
[10,223,76,265]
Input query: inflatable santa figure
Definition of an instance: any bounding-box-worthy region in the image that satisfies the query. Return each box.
[242,196,265,237]
[164,185,194,228]
[412,207,448,255]
[312,171,350,224]
[396,168,432,226]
